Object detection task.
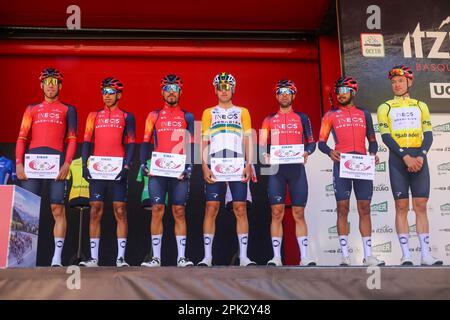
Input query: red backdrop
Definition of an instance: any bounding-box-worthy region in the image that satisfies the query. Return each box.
[0,35,341,265]
[0,39,323,143]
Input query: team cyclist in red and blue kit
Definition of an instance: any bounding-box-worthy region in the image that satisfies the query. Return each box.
[80,77,136,267]
[319,76,384,267]
[139,74,195,268]
[16,68,78,267]
[259,79,316,267]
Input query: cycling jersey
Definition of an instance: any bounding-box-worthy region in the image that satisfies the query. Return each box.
[0,156,15,185]
[67,157,89,202]
[82,106,136,166]
[318,105,377,155]
[142,105,194,154]
[377,96,432,199]
[260,109,316,154]
[377,96,432,149]
[16,100,77,165]
[201,105,252,155]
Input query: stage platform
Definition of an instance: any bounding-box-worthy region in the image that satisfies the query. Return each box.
[1,266,449,300]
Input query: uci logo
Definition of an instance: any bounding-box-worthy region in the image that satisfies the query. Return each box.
[430,83,450,99]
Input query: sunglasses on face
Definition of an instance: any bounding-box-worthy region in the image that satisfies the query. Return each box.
[42,77,59,86]
[276,88,294,95]
[216,83,232,91]
[389,69,406,78]
[335,87,354,94]
[102,87,117,95]
[163,84,181,93]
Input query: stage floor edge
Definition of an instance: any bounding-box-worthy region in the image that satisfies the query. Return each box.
[1,266,449,300]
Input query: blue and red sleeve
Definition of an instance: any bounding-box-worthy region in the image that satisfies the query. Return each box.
[15,106,33,165]
[363,109,378,155]
[184,111,195,170]
[124,112,136,167]
[299,112,316,155]
[64,105,78,164]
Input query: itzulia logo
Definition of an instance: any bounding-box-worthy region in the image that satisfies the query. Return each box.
[403,18,450,59]
[214,164,240,174]
[92,162,118,173]
[343,159,371,172]
[155,158,182,170]
[28,160,56,171]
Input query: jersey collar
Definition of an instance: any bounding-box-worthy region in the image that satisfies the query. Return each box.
[393,95,410,101]
[277,108,294,115]
[103,105,121,113]
[163,103,181,111]
[42,99,59,106]
[338,104,356,111]
[216,104,235,111]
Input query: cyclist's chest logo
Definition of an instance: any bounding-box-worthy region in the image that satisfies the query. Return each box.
[334,114,365,128]
[212,110,240,124]
[95,114,124,129]
[271,120,300,130]
[158,114,185,130]
[34,107,64,124]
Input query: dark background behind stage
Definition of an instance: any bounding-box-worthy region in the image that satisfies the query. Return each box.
[339,0,450,112]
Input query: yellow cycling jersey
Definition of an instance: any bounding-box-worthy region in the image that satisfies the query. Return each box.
[377,96,432,148]
[201,105,252,155]
[67,157,90,201]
